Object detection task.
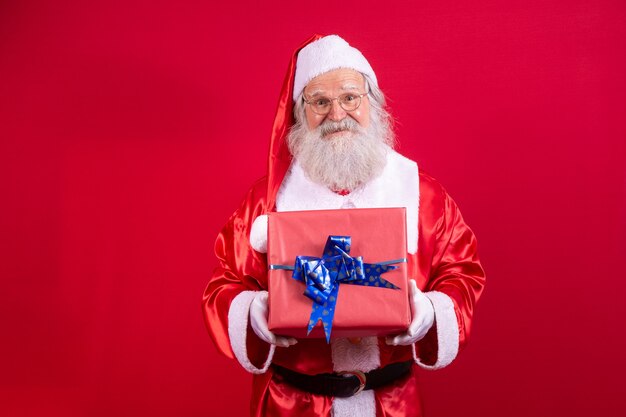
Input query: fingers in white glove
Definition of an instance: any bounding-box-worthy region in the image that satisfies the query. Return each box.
[249,292,297,348]
[385,279,435,346]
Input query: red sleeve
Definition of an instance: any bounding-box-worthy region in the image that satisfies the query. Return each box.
[427,188,486,349]
[201,178,270,360]
[414,173,486,368]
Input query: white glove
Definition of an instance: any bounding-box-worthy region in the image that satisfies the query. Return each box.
[249,291,297,348]
[386,279,435,346]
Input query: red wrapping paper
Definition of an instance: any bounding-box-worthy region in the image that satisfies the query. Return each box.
[267,208,410,339]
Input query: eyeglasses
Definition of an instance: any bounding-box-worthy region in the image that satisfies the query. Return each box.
[302,91,369,115]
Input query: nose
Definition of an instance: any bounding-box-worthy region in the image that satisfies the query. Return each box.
[326,99,347,121]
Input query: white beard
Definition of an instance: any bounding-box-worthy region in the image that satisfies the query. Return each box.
[287,116,389,192]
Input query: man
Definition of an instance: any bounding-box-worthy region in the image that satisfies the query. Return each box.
[203,35,486,417]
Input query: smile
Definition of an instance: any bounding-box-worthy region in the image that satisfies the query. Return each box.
[322,127,354,138]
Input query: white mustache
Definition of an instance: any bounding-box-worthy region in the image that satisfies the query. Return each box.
[318,118,360,137]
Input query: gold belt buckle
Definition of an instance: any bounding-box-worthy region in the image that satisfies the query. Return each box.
[338,370,367,396]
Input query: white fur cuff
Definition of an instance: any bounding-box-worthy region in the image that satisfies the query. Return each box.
[412,291,459,370]
[249,215,268,253]
[228,291,275,374]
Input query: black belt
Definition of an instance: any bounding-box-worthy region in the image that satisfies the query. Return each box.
[273,361,413,398]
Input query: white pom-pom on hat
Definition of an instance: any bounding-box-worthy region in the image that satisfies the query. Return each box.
[293,35,378,102]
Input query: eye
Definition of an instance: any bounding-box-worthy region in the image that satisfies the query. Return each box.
[342,94,357,102]
[314,98,331,107]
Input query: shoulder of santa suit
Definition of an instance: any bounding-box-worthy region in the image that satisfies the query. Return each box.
[244,176,269,199]
[385,151,446,192]
[416,168,453,220]
[418,168,445,195]
[382,150,460,208]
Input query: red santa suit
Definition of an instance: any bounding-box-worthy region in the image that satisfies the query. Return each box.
[202,35,485,417]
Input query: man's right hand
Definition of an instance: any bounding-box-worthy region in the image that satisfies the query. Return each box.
[249,291,298,348]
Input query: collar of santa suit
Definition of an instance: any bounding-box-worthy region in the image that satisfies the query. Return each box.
[275,146,419,254]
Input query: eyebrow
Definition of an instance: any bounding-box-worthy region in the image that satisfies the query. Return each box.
[340,83,360,91]
[306,83,361,97]
[305,88,325,97]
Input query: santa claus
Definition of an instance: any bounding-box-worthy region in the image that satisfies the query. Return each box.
[203,34,486,417]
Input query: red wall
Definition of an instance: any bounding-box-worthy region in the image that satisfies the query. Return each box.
[1,1,625,416]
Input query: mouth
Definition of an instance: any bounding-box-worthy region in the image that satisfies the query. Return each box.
[318,118,359,139]
[322,128,354,139]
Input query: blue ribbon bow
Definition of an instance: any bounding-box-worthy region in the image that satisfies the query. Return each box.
[271,235,405,342]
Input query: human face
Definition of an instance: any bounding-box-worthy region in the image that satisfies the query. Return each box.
[302,68,370,135]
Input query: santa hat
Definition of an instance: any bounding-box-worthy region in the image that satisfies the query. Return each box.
[293,35,378,102]
[266,34,376,212]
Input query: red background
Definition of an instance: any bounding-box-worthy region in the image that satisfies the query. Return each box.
[1,1,625,416]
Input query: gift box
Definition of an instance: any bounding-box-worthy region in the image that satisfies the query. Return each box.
[267,208,410,341]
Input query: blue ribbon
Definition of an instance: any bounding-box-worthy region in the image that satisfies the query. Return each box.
[270,235,405,342]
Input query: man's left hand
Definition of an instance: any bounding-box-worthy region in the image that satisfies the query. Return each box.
[385,279,435,346]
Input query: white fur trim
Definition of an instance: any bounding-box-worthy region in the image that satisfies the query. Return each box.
[330,337,379,417]
[331,337,380,372]
[412,291,459,370]
[227,291,275,374]
[276,147,419,254]
[249,215,268,253]
[332,392,376,417]
[294,35,378,101]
